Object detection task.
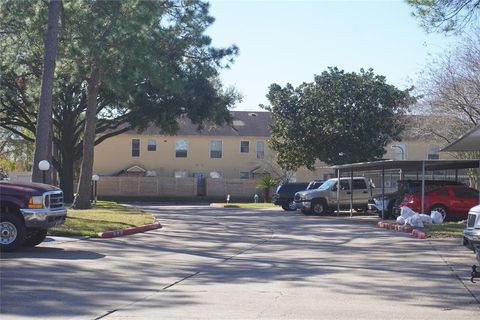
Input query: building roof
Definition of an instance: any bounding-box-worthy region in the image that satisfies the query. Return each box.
[129,111,272,137]
[441,123,480,152]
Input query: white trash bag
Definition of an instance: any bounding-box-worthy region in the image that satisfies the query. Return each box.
[406,214,424,228]
[430,210,444,224]
[419,213,433,225]
[400,206,417,219]
[396,216,406,225]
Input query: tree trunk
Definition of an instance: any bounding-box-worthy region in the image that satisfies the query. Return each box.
[57,109,78,203]
[59,148,75,204]
[32,0,61,184]
[72,66,99,209]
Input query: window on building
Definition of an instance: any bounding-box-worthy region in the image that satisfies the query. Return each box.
[427,144,440,160]
[132,139,140,157]
[240,141,249,153]
[176,140,188,158]
[210,140,222,158]
[392,144,406,160]
[256,140,265,159]
[240,172,250,179]
[147,139,156,151]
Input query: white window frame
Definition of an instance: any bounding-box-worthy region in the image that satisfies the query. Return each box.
[256,140,265,159]
[392,144,406,160]
[147,139,156,152]
[240,140,250,153]
[239,171,250,179]
[175,139,188,158]
[427,144,440,160]
[132,139,140,157]
[210,140,223,159]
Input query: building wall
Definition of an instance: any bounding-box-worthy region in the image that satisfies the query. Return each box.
[94,132,452,183]
[93,134,270,179]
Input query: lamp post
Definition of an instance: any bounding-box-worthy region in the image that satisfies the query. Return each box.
[38,160,50,184]
[92,174,99,206]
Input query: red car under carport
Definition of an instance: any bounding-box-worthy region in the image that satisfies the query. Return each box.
[399,185,480,221]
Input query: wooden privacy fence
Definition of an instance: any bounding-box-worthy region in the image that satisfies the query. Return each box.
[97,176,259,198]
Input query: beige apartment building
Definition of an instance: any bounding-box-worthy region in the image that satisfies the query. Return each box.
[94,111,275,180]
[92,112,451,198]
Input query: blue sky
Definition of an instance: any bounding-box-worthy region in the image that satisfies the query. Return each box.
[207,0,459,111]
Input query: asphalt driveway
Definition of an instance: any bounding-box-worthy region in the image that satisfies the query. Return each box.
[1,205,479,320]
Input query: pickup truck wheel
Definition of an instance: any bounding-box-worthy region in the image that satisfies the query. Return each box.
[24,229,48,247]
[312,200,327,215]
[1,213,26,252]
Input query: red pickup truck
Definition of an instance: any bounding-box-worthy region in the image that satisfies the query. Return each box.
[0,181,67,252]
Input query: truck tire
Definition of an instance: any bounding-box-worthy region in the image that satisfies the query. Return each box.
[312,200,327,215]
[1,213,26,252]
[24,229,48,247]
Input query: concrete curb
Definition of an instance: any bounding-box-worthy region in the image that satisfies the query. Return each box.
[377,221,425,239]
[98,220,163,238]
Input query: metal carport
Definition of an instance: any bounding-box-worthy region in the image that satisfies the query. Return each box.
[329,159,480,219]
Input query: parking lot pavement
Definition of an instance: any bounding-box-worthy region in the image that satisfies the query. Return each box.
[1,205,479,320]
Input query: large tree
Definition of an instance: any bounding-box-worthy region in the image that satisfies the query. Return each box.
[0,0,239,204]
[31,0,61,184]
[415,31,480,140]
[408,0,480,33]
[414,32,480,186]
[262,67,415,171]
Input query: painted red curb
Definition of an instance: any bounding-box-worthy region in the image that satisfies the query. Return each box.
[98,220,162,238]
[377,222,425,239]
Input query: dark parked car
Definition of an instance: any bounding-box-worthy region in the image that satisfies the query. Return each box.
[272,182,310,211]
[369,179,465,219]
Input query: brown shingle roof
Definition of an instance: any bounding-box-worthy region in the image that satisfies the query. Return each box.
[129,111,272,137]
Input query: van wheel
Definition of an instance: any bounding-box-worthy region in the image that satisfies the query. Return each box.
[1,213,26,252]
[430,204,448,221]
[312,200,327,215]
[24,229,48,247]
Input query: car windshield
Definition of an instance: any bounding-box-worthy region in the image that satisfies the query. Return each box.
[319,180,336,190]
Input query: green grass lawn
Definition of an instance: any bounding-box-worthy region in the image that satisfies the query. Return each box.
[383,219,466,238]
[423,221,466,238]
[48,201,155,237]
